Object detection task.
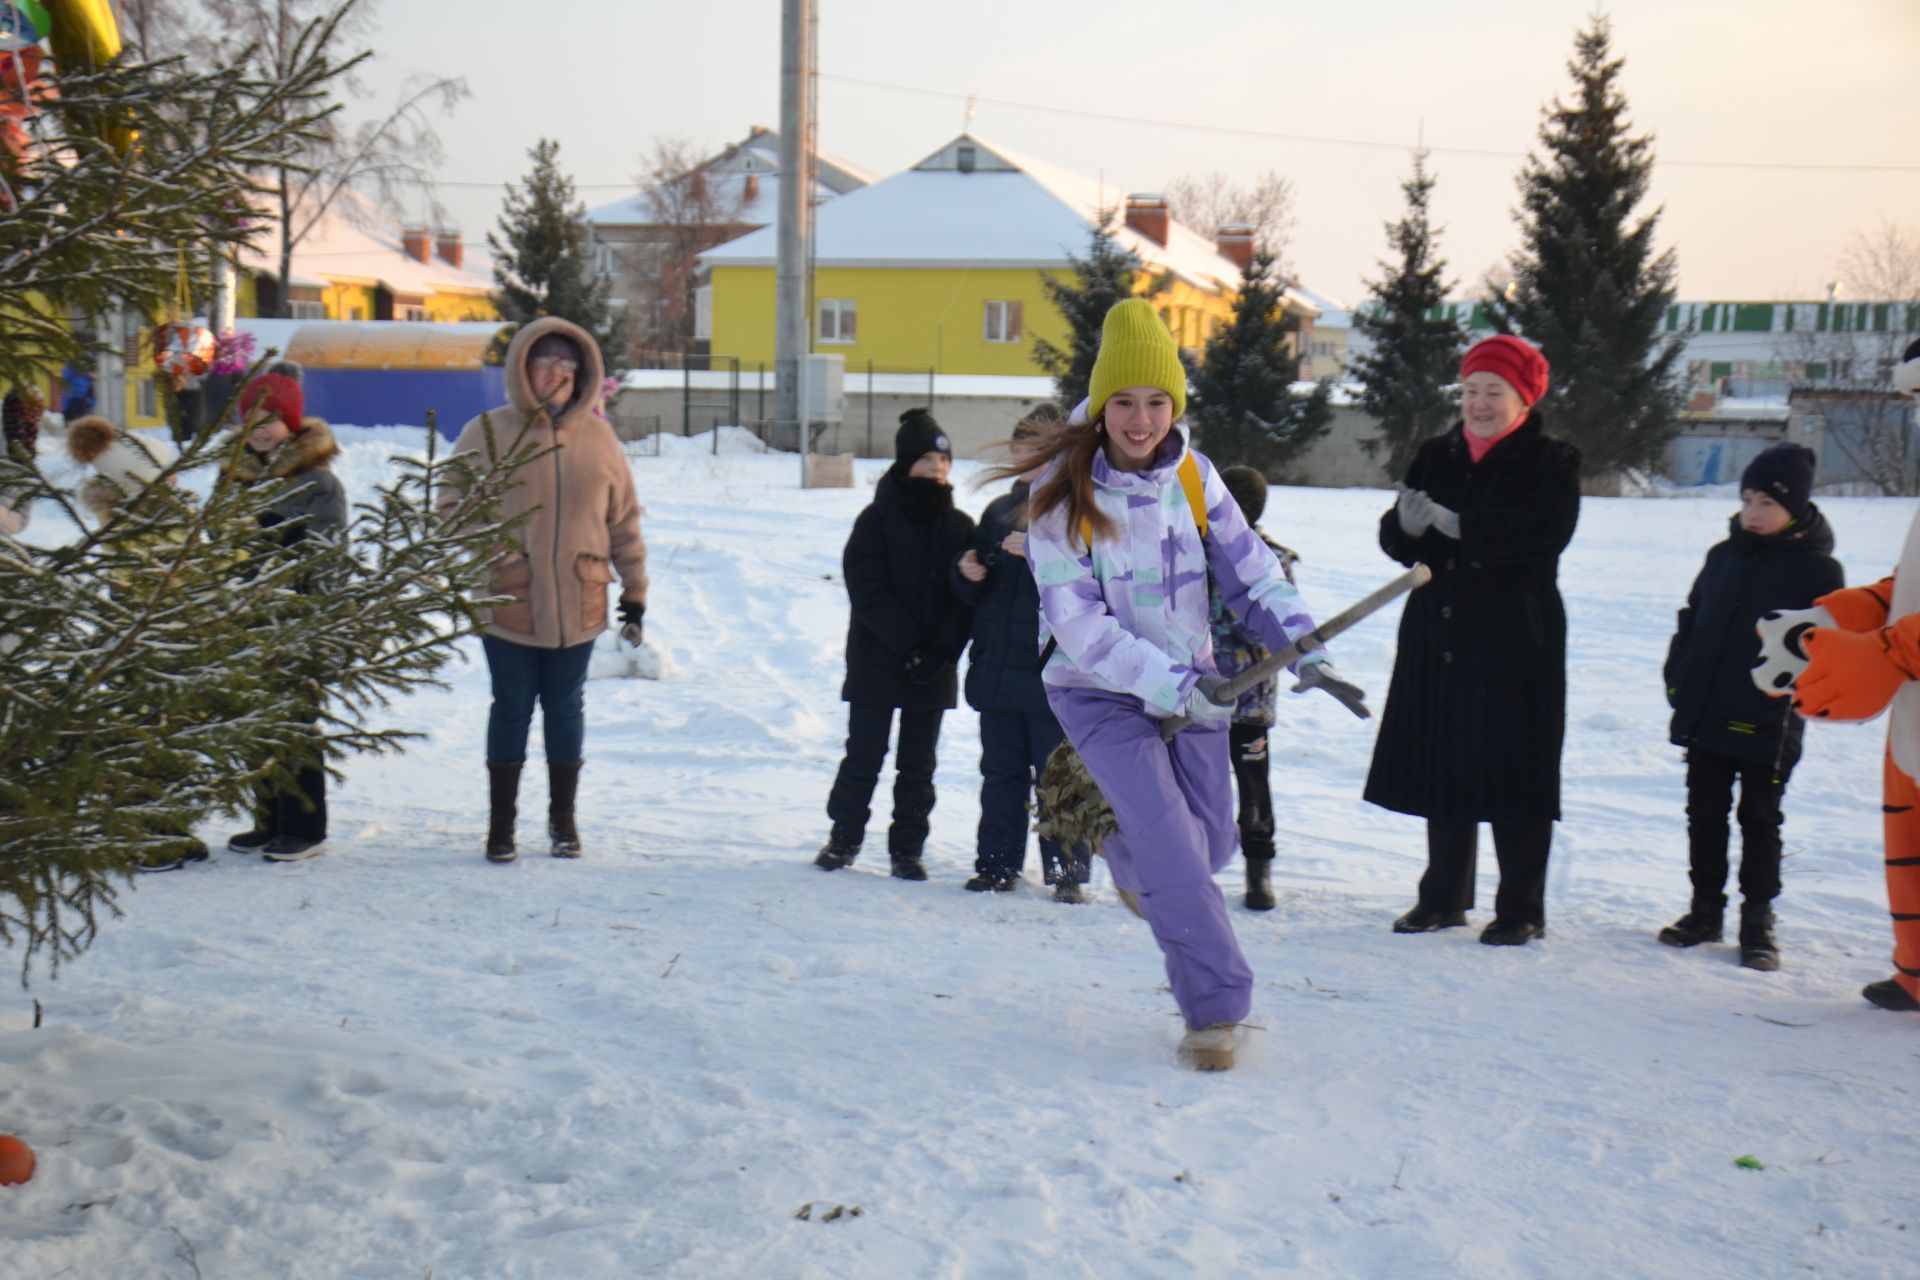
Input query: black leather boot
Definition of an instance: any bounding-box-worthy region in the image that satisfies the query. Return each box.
[1243,856,1276,911]
[1739,900,1779,971]
[548,760,583,858]
[487,763,522,863]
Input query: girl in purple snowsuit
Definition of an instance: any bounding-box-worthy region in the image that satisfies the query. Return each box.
[1008,299,1363,1070]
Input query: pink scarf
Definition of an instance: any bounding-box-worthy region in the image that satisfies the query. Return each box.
[1465,412,1529,464]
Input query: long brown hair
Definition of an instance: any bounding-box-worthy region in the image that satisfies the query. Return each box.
[978,402,1117,551]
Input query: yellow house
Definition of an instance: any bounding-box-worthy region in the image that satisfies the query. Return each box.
[699,135,1261,378]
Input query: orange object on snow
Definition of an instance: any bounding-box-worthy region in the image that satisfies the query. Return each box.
[0,1134,34,1185]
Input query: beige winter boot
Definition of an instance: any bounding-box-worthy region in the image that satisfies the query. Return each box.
[1178,1023,1239,1071]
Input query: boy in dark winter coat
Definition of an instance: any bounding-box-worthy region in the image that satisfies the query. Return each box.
[953,405,1090,902]
[1661,443,1843,969]
[818,410,976,880]
[223,374,350,864]
[1205,465,1300,911]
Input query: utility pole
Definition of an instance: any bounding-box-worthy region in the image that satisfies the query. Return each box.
[775,0,813,478]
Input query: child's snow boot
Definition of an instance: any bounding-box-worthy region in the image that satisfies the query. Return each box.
[1243,856,1276,911]
[548,761,583,859]
[137,836,210,874]
[965,868,1019,892]
[1657,906,1725,949]
[1178,1023,1239,1071]
[1739,901,1780,972]
[487,763,522,863]
[814,839,858,870]
[1052,879,1085,904]
[889,852,928,881]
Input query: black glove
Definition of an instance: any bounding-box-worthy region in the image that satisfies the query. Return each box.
[903,643,954,686]
[618,600,645,647]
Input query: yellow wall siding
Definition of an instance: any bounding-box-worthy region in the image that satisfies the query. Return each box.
[427,289,499,323]
[712,264,1233,375]
[323,282,378,322]
[711,266,1076,376]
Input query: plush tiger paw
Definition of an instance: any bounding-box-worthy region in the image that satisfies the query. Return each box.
[1793,627,1906,721]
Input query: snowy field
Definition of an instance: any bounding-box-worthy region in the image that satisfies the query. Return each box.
[5,428,1920,1279]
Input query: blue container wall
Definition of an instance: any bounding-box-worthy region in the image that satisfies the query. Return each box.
[300,368,507,438]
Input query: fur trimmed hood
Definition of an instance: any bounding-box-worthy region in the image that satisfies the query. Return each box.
[230,417,339,481]
[67,415,177,491]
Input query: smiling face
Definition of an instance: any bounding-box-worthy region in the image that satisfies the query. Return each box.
[247,409,292,453]
[1740,488,1793,536]
[1460,372,1529,439]
[1101,386,1176,471]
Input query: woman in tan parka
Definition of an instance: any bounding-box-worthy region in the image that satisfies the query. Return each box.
[440,317,647,863]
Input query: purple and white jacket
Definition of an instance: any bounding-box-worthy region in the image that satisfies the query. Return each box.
[1029,433,1321,718]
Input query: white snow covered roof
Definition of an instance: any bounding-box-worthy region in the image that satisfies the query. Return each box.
[235,189,492,298]
[698,134,1251,295]
[584,128,870,230]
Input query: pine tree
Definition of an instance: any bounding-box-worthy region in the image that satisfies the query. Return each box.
[1487,15,1685,481]
[1032,210,1168,410]
[0,8,344,390]
[1188,252,1333,474]
[489,139,626,371]
[1352,152,1467,483]
[0,411,542,980]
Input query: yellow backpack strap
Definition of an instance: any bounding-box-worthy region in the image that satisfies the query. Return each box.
[1077,454,1209,550]
[1178,453,1209,539]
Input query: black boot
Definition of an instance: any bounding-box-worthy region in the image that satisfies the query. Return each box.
[814,839,859,870]
[486,763,522,863]
[1739,900,1779,972]
[1243,856,1276,911]
[1657,908,1725,949]
[1393,903,1468,933]
[548,761,583,859]
[890,853,928,881]
[1862,978,1920,1011]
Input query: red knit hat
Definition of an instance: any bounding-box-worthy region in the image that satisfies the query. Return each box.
[1461,335,1549,406]
[239,373,305,434]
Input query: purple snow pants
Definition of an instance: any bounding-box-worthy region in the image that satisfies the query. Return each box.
[1050,687,1252,1029]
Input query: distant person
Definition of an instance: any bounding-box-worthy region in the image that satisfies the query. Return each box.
[1660,443,1842,971]
[439,319,648,865]
[1204,464,1303,912]
[817,409,975,881]
[1366,335,1580,947]
[953,403,1089,902]
[60,359,95,420]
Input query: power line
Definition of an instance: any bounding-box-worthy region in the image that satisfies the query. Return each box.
[818,72,1920,176]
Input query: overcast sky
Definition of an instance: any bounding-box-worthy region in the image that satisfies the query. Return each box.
[361,0,1918,308]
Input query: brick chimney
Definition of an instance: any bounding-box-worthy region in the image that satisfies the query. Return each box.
[1215,222,1254,273]
[1124,194,1169,247]
[401,225,431,264]
[433,227,463,269]
[743,173,760,201]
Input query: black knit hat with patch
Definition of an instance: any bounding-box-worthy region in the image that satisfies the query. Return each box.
[895,408,951,465]
[1741,442,1817,519]
[1220,465,1268,525]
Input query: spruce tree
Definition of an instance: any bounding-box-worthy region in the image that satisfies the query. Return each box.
[1352,152,1467,484]
[489,139,626,371]
[0,411,541,980]
[1032,210,1168,411]
[1188,252,1333,474]
[1486,15,1684,481]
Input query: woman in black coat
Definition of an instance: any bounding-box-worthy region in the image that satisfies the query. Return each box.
[951,406,1090,902]
[1364,337,1581,946]
[818,410,975,880]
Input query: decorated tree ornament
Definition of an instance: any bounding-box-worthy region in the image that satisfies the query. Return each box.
[43,0,120,68]
[0,3,47,53]
[154,321,215,389]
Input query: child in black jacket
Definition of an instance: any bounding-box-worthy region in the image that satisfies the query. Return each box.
[1661,443,1843,969]
[818,410,975,880]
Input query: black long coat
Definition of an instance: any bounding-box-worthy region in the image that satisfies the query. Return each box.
[950,482,1053,718]
[1364,416,1581,822]
[1664,507,1843,768]
[840,468,976,710]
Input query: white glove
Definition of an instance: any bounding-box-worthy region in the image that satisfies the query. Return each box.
[1395,489,1434,537]
[1426,498,1461,540]
[1751,605,1836,697]
[1292,657,1370,718]
[1181,673,1236,724]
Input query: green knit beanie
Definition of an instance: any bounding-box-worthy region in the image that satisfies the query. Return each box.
[1087,298,1187,423]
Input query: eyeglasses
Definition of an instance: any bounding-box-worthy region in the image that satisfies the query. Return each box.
[529,356,579,374]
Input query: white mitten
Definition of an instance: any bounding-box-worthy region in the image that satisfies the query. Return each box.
[1751,605,1836,697]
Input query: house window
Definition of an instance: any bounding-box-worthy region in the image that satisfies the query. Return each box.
[984,300,1023,343]
[818,297,857,344]
[402,306,427,322]
[289,300,326,320]
[348,306,365,322]
[137,377,158,419]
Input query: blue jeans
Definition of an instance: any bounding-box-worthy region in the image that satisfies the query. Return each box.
[481,635,595,765]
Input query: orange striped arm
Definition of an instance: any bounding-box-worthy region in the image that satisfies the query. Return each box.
[1817,577,1895,632]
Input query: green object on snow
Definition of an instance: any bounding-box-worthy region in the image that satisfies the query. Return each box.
[1734,1155,1765,1171]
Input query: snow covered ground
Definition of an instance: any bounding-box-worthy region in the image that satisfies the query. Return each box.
[5,430,1919,1279]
